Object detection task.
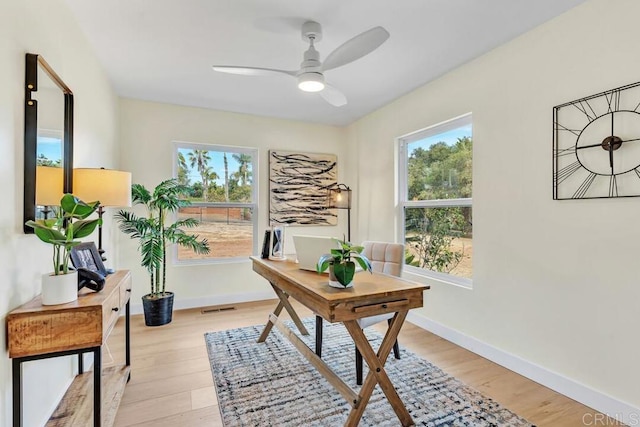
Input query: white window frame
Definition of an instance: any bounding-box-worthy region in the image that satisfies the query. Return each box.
[397,113,473,288]
[172,141,259,265]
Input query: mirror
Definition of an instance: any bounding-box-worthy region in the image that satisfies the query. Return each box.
[24,53,74,233]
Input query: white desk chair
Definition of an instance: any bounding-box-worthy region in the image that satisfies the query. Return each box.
[314,241,404,385]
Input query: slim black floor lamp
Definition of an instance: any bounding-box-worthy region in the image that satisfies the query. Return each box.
[327,183,352,242]
[317,183,353,356]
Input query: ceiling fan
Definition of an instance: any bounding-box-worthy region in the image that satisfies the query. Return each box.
[212,21,389,107]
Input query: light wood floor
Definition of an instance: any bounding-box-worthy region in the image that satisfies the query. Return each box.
[107,300,619,426]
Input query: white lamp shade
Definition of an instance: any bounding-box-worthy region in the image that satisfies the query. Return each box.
[73,168,132,207]
[36,166,64,206]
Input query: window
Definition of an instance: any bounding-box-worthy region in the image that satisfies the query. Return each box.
[174,142,258,263]
[398,114,472,284]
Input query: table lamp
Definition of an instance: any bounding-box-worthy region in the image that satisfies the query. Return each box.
[35,166,64,219]
[327,183,352,242]
[73,168,132,261]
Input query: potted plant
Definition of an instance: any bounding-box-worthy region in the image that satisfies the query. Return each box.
[115,179,210,326]
[25,194,101,305]
[316,238,372,288]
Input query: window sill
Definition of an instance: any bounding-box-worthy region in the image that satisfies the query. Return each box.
[403,267,473,290]
[173,256,252,267]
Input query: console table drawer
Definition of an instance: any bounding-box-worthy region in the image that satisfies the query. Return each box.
[119,274,132,307]
[7,308,102,358]
[102,289,121,338]
[7,270,132,357]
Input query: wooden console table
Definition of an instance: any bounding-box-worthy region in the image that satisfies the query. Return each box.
[251,257,429,426]
[7,270,132,427]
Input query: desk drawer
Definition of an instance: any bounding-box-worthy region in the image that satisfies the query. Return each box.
[331,289,425,322]
[353,299,410,315]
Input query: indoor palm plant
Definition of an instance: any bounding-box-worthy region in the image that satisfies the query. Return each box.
[26,194,101,304]
[115,179,210,326]
[317,238,372,288]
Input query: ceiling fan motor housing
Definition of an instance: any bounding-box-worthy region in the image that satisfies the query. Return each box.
[300,44,322,73]
[301,21,322,43]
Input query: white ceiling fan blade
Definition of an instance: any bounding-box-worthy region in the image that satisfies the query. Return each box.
[320,84,347,107]
[322,26,390,72]
[212,66,296,78]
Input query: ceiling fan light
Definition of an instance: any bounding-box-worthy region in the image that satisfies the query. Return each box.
[298,72,325,92]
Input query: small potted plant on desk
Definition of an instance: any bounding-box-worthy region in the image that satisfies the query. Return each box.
[115,179,210,326]
[25,194,101,305]
[317,238,372,288]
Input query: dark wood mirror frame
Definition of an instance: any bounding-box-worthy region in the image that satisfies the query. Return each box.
[24,53,74,233]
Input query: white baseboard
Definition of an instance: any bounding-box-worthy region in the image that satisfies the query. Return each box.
[406,311,639,426]
[128,290,275,315]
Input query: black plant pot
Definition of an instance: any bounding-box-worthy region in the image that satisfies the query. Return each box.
[142,292,174,327]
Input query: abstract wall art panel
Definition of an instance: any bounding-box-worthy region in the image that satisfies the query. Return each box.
[269,150,337,225]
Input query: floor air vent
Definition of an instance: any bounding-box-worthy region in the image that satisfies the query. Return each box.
[201,306,236,314]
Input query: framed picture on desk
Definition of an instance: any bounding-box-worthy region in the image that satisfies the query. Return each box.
[70,242,108,276]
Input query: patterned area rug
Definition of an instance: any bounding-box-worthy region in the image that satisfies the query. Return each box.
[205,318,534,426]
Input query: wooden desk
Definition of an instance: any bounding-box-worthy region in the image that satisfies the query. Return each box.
[7,270,132,427]
[251,257,429,427]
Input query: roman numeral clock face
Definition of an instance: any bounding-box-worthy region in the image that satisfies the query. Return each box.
[553,81,640,199]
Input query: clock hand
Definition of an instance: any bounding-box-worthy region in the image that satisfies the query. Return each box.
[611,111,614,139]
[610,113,614,173]
[575,137,640,150]
[576,142,606,150]
[609,139,614,173]
[620,137,640,143]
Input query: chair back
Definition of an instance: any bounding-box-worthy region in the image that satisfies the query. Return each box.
[362,241,404,277]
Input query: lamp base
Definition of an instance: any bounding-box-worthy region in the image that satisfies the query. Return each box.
[97,206,107,261]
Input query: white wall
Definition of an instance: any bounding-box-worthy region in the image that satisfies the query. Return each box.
[348,0,640,420]
[0,0,120,425]
[118,99,347,310]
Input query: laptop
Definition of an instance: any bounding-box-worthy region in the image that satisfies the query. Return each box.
[292,235,340,272]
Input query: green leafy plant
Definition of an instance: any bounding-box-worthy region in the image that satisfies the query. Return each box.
[25,194,101,275]
[115,179,210,297]
[316,238,372,287]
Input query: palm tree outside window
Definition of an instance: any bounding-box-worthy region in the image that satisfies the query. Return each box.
[173,141,258,263]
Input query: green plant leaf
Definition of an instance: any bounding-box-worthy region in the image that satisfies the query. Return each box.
[329,248,345,261]
[31,225,66,244]
[352,254,372,273]
[166,227,210,254]
[131,183,152,205]
[60,194,100,219]
[72,219,101,239]
[316,254,334,273]
[140,234,163,272]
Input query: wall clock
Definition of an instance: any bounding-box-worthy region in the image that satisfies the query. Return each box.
[553,81,640,200]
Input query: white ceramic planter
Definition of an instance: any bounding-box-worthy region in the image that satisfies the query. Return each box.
[42,271,78,305]
[328,279,353,289]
